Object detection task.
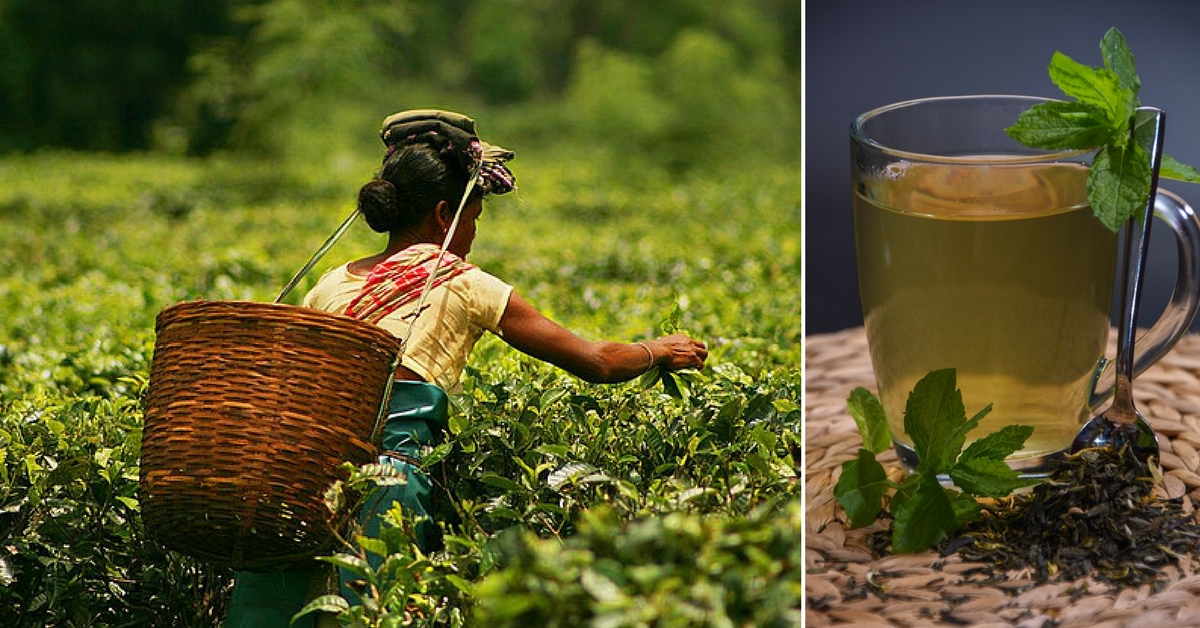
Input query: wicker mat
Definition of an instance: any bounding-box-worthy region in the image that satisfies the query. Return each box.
[805,327,1200,628]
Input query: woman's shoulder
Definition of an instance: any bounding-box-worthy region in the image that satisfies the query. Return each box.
[457,264,513,330]
[302,262,359,309]
[461,264,511,292]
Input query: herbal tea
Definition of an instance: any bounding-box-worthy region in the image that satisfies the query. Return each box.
[854,162,1117,466]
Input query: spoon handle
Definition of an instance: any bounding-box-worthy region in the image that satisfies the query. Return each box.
[1113,108,1166,408]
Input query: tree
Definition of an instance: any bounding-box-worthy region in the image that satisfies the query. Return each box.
[0,0,231,152]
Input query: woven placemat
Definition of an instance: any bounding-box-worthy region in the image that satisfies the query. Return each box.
[806,327,1200,628]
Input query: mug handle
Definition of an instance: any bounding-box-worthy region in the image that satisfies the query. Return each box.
[1090,188,1200,408]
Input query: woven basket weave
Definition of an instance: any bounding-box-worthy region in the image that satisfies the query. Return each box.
[140,300,402,570]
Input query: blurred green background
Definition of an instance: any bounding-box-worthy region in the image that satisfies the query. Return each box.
[0,0,799,175]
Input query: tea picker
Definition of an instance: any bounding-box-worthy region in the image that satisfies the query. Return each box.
[140,109,709,626]
[140,110,504,626]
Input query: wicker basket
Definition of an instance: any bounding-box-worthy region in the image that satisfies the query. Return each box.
[139,300,402,570]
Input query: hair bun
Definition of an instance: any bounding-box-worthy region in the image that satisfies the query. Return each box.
[357,178,400,233]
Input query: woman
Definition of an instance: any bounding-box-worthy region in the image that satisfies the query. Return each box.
[227,110,707,626]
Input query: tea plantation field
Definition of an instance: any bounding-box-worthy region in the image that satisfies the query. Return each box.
[0,151,801,626]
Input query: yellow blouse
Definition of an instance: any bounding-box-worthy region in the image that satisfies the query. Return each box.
[302,261,513,392]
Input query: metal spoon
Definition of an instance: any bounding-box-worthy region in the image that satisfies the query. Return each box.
[1070,107,1165,461]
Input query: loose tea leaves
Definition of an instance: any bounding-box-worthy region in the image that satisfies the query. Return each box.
[953,444,1200,588]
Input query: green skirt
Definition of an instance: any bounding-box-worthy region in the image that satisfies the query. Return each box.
[225,381,448,627]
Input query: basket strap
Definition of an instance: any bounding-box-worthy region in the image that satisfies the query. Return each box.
[366,169,477,442]
[274,208,360,303]
[397,170,480,357]
[371,366,399,446]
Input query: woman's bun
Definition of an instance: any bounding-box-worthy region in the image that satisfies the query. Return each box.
[357,178,399,233]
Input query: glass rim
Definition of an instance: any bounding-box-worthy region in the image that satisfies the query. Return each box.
[851,94,1094,164]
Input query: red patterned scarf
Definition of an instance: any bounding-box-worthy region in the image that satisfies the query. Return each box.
[344,244,475,324]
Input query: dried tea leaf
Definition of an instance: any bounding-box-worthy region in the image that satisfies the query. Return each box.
[952,445,1200,588]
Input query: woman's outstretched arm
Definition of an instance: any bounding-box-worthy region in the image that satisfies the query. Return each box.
[497,291,708,384]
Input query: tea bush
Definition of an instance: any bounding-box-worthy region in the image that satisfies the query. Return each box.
[0,150,799,626]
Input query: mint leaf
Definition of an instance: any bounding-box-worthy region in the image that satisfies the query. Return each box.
[950,490,983,527]
[1133,109,1159,154]
[887,472,921,516]
[949,457,1041,497]
[1162,154,1200,183]
[839,369,1040,555]
[959,424,1036,463]
[1100,27,1140,93]
[1008,28,1200,233]
[846,387,891,455]
[1047,51,1135,128]
[1005,101,1117,149]
[945,403,993,468]
[904,369,966,475]
[891,478,956,554]
[834,448,890,528]
[1087,141,1152,232]
[952,426,1040,497]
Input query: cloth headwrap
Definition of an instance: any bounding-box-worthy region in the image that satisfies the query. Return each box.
[379,109,516,196]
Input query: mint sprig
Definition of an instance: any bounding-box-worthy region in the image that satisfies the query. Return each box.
[833,369,1041,554]
[1005,28,1200,232]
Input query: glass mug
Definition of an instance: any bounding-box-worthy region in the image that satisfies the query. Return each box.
[851,95,1200,474]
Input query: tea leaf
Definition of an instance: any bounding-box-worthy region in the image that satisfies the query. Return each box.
[319,554,373,580]
[293,595,350,621]
[660,370,684,400]
[957,445,1200,587]
[445,574,474,595]
[422,442,454,467]
[352,535,389,560]
[658,301,684,335]
[481,472,526,493]
[636,366,661,390]
[547,462,613,491]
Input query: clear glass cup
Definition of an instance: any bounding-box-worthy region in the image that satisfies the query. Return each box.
[850,95,1200,474]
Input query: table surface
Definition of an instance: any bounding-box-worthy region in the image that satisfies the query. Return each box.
[805,326,1200,628]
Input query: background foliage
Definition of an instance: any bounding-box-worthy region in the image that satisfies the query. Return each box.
[0,0,799,625]
[0,0,800,167]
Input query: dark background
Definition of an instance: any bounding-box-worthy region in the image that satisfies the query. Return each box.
[804,0,1200,336]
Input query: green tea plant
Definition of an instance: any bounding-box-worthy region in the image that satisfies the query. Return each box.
[0,150,799,626]
[471,500,801,628]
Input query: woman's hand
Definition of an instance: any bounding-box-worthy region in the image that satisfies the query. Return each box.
[644,334,707,372]
[499,292,708,384]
